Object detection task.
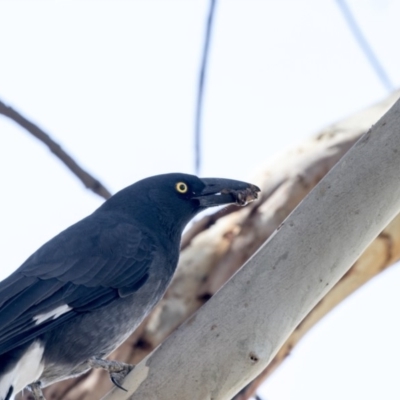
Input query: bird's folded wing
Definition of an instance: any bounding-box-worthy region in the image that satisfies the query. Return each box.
[0,214,155,354]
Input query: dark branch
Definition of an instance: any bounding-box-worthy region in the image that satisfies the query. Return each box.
[194,0,217,175]
[335,0,393,92]
[0,99,112,200]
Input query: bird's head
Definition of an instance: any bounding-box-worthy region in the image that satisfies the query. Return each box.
[101,173,260,240]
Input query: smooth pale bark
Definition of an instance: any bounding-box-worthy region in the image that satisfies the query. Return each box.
[234,214,400,399]
[103,98,400,400]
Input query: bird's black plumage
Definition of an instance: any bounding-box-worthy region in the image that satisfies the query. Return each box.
[0,215,153,355]
[0,173,259,400]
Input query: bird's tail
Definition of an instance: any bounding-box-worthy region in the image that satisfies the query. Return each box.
[0,341,44,400]
[0,352,17,400]
[0,375,15,400]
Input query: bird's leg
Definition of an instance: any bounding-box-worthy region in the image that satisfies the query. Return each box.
[88,357,134,391]
[28,381,45,400]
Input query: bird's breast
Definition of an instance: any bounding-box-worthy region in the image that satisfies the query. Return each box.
[40,261,173,385]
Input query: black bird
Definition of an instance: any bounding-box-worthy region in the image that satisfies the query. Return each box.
[0,173,259,400]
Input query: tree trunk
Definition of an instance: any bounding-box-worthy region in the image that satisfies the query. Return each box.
[24,92,399,400]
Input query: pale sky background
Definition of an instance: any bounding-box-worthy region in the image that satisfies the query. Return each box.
[1,1,400,399]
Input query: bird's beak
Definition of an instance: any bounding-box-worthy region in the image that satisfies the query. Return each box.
[194,178,261,207]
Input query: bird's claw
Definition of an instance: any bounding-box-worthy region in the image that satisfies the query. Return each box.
[89,357,134,391]
[111,372,128,391]
[28,381,45,400]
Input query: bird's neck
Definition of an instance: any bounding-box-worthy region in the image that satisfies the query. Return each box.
[99,198,194,249]
[154,205,191,245]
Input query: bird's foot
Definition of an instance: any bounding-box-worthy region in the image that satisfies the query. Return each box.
[28,381,45,400]
[88,357,134,391]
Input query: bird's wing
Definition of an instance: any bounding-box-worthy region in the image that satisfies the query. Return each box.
[0,214,156,354]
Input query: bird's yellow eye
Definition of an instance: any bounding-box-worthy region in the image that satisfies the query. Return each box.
[175,182,188,194]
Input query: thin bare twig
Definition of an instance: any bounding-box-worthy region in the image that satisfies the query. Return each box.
[335,0,393,92]
[0,99,112,200]
[194,0,217,175]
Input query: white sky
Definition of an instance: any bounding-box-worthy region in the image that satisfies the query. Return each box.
[1,1,400,399]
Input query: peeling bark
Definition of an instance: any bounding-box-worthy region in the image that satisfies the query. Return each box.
[23,92,399,400]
